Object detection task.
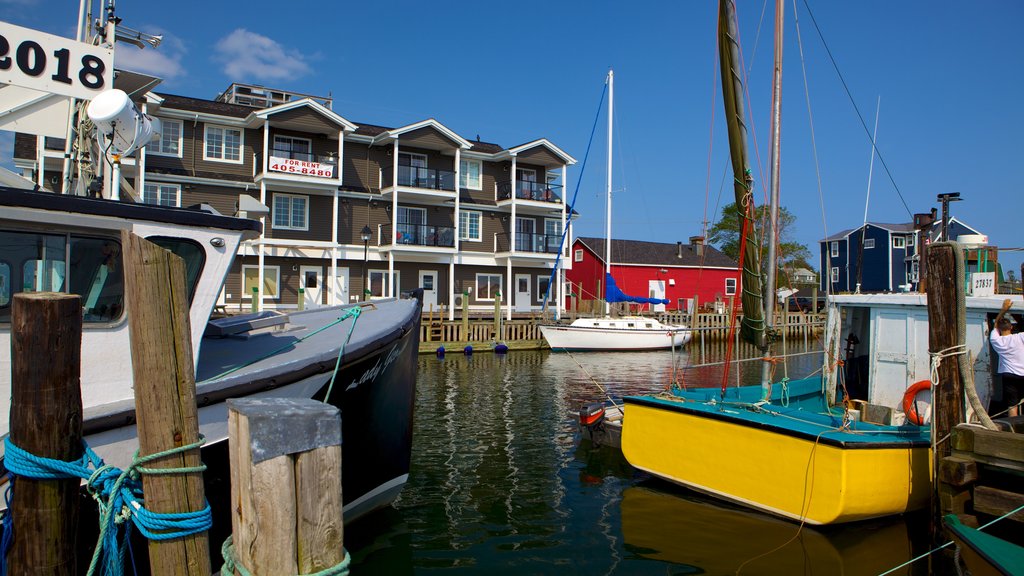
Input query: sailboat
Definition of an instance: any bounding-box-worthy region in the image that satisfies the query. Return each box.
[540,70,691,352]
[620,0,988,525]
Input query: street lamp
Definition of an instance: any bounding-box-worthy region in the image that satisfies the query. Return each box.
[361,225,372,301]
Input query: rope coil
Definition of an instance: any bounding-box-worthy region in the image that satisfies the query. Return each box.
[2,436,211,576]
[221,535,350,576]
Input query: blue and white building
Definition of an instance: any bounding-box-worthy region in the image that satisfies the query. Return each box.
[820,218,983,293]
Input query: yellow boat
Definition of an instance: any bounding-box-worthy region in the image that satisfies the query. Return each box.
[621,379,932,525]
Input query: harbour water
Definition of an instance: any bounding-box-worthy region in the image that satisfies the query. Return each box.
[345,345,933,575]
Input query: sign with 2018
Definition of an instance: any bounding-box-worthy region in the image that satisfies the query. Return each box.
[0,20,114,100]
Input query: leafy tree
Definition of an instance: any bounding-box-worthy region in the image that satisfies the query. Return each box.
[706,202,812,286]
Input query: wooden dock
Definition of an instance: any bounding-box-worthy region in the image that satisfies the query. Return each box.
[418,310,824,354]
[938,422,1024,527]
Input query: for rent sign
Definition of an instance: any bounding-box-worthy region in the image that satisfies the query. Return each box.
[268,156,336,178]
[0,21,113,100]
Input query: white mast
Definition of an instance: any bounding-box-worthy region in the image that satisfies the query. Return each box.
[604,69,613,316]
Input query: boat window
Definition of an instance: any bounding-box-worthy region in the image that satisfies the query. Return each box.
[0,230,124,324]
[627,323,635,328]
[149,237,205,302]
[646,323,653,328]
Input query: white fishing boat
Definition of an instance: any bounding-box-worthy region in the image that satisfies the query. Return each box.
[0,186,421,523]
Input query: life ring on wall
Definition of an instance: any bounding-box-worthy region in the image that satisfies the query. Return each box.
[902,380,932,425]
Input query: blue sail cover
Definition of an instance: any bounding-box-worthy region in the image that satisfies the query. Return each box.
[605,273,669,305]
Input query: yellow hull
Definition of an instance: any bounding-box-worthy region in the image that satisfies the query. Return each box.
[621,401,932,525]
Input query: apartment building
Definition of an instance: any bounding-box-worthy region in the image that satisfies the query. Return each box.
[13,83,577,319]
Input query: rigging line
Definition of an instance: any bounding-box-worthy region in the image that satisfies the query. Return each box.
[792,0,831,296]
[799,0,912,218]
[541,79,607,309]
[701,7,721,243]
[733,1,772,209]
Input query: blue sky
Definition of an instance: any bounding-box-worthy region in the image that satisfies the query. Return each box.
[3,0,1022,275]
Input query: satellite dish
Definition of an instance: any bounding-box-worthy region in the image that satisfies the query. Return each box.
[87,89,160,156]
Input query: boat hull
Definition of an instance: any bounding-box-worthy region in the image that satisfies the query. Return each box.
[621,380,932,525]
[540,324,690,351]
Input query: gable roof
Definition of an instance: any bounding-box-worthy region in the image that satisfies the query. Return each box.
[821,221,916,242]
[575,237,737,268]
[372,118,472,149]
[249,98,357,132]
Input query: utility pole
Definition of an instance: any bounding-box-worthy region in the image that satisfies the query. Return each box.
[937,192,961,242]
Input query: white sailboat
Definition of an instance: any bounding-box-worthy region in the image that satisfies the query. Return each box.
[540,70,691,352]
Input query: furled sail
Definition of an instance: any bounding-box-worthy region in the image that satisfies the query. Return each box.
[719,0,766,347]
[605,273,669,306]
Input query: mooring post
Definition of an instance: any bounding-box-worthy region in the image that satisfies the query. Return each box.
[122,231,211,576]
[493,291,502,341]
[227,398,344,576]
[461,290,469,341]
[8,293,83,575]
[924,242,966,547]
[297,287,305,311]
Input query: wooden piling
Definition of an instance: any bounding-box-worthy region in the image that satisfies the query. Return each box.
[461,290,469,341]
[494,292,502,340]
[227,398,344,576]
[924,242,966,546]
[122,231,211,576]
[8,293,83,576]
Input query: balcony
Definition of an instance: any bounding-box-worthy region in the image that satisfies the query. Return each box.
[396,165,456,191]
[496,233,563,255]
[256,150,338,180]
[497,180,563,203]
[381,223,455,248]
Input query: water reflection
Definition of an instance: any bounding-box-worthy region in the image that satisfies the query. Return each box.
[347,346,930,575]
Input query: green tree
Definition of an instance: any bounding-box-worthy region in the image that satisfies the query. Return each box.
[706,202,812,285]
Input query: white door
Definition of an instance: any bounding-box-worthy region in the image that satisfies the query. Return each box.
[515,273,532,312]
[333,267,350,305]
[648,279,666,313]
[300,266,323,309]
[419,270,438,310]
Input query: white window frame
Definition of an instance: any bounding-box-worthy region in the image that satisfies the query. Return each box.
[909,261,920,283]
[397,206,426,225]
[475,273,503,301]
[907,234,916,247]
[142,182,180,207]
[148,118,182,157]
[892,236,906,249]
[864,238,875,249]
[368,270,400,299]
[272,135,312,160]
[831,267,840,283]
[203,124,244,164]
[544,218,562,238]
[272,193,309,231]
[830,241,839,258]
[459,210,482,242]
[242,265,280,300]
[460,158,482,190]
[537,275,553,303]
[574,249,584,262]
[725,277,737,296]
[399,151,427,167]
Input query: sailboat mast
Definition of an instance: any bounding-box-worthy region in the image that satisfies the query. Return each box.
[605,69,613,316]
[761,0,784,388]
[719,0,765,348]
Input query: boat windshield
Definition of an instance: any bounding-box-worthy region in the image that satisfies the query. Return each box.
[0,230,124,323]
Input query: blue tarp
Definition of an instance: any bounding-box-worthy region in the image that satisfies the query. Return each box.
[605,273,669,305]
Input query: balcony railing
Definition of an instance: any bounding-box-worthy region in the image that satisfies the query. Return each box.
[495,233,563,254]
[381,223,455,248]
[396,165,456,192]
[497,180,563,203]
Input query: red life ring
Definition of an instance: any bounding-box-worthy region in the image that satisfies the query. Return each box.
[902,380,932,425]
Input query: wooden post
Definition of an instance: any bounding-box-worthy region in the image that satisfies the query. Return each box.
[122,231,211,575]
[8,293,83,576]
[924,242,965,545]
[493,291,502,341]
[228,398,343,576]
[461,290,469,341]
[570,285,577,321]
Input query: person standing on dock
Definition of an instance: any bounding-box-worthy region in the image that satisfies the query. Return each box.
[991,298,1024,417]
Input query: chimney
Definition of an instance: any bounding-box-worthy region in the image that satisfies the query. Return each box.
[689,236,705,258]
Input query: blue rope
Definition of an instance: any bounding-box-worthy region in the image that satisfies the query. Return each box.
[541,78,609,311]
[1,436,212,576]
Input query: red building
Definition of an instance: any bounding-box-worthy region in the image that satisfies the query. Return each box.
[567,236,740,312]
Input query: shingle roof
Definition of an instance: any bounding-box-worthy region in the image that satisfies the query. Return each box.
[155,93,252,118]
[576,237,737,268]
[821,221,917,242]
